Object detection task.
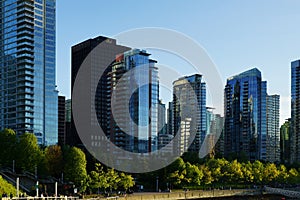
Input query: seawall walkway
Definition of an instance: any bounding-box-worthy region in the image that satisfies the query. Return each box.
[264,186,300,198]
[89,189,261,200]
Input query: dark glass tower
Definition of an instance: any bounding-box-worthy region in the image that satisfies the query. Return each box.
[58,95,65,146]
[224,68,267,161]
[0,0,57,145]
[291,60,300,163]
[70,36,130,146]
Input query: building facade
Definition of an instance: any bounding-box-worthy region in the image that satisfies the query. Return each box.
[291,60,300,163]
[0,0,57,145]
[158,99,167,136]
[109,49,159,153]
[173,74,206,153]
[58,95,65,146]
[224,68,267,161]
[280,119,291,164]
[167,101,173,136]
[266,94,280,163]
[65,98,71,146]
[70,36,130,146]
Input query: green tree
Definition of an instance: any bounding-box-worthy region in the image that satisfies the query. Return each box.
[0,129,17,167]
[276,165,289,184]
[15,133,42,172]
[89,163,108,192]
[118,172,135,192]
[207,158,228,183]
[106,168,120,193]
[166,158,186,187]
[252,160,264,185]
[287,168,300,184]
[63,146,87,191]
[200,165,214,185]
[242,161,254,184]
[262,163,279,184]
[184,162,203,186]
[45,145,63,178]
[224,160,244,184]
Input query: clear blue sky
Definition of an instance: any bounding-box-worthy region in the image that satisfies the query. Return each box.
[56,0,300,124]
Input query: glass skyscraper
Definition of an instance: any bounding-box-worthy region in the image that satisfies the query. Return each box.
[291,59,300,163]
[0,0,57,145]
[110,49,159,153]
[224,68,267,161]
[173,74,206,153]
[266,94,280,163]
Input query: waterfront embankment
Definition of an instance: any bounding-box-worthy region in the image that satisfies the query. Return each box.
[90,189,264,200]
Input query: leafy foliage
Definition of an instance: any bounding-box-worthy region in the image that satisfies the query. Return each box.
[63,146,88,189]
[45,145,63,178]
[0,175,16,197]
[15,133,43,173]
[0,129,17,167]
[88,163,135,193]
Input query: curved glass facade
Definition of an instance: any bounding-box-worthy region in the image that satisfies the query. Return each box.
[110,49,159,153]
[291,60,300,163]
[224,68,267,161]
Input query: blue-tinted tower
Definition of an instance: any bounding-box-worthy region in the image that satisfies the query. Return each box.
[110,49,159,153]
[224,68,267,161]
[291,60,300,163]
[0,0,57,145]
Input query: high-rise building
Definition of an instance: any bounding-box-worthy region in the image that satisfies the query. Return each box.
[213,114,225,157]
[206,107,224,157]
[0,0,57,145]
[158,100,173,153]
[178,118,192,154]
[173,74,206,153]
[206,107,215,135]
[65,99,71,123]
[266,94,280,163]
[58,96,66,146]
[167,101,173,135]
[109,49,159,153]
[280,119,291,164]
[65,99,71,146]
[291,59,300,163]
[224,68,267,161]
[157,134,173,153]
[70,36,130,146]
[158,99,166,136]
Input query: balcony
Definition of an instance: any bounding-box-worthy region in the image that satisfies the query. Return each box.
[17,7,34,13]
[17,24,34,30]
[17,30,34,37]
[17,41,34,48]
[17,18,34,24]
[17,58,34,65]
